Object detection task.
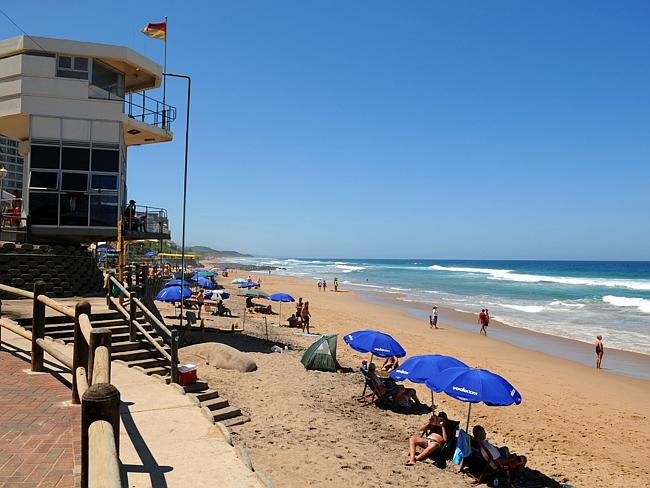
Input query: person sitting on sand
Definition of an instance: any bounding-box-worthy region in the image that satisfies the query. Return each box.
[246,296,257,313]
[360,359,368,373]
[216,299,232,317]
[287,314,300,327]
[406,412,449,466]
[381,356,400,372]
[472,425,527,484]
[367,363,421,407]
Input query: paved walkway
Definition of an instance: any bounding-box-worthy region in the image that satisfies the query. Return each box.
[0,341,79,488]
[0,318,264,488]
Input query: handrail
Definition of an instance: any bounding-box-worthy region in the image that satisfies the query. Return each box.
[0,283,34,299]
[132,297,172,338]
[110,297,171,361]
[88,421,121,488]
[0,284,121,488]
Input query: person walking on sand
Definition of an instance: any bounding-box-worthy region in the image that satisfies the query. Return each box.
[479,309,487,335]
[430,306,439,329]
[334,277,339,292]
[301,301,311,333]
[595,335,604,369]
[317,280,322,292]
[484,308,490,332]
[322,280,327,292]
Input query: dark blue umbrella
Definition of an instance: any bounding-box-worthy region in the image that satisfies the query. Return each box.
[155,286,192,302]
[193,276,215,289]
[343,329,406,359]
[165,279,192,288]
[204,290,230,300]
[390,355,468,384]
[425,367,522,430]
[144,251,158,257]
[391,354,468,410]
[268,293,295,325]
[239,282,259,289]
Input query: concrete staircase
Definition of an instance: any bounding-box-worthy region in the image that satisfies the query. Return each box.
[18,303,250,426]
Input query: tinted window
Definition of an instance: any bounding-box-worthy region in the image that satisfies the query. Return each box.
[90,194,118,227]
[31,145,60,169]
[60,192,88,226]
[29,172,58,189]
[62,147,89,170]
[61,172,88,191]
[58,56,72,69]
[90,174,118,190]
[91,149,119,172]
[29,192,58,225]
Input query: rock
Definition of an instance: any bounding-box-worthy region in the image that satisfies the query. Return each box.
[181,343,257,372]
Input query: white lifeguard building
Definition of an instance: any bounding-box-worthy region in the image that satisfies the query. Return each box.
[0,34,174,243]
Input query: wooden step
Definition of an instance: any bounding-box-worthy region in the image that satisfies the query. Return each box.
[202,397,229,411]
[211,406,242,423]
[189,389,220,402]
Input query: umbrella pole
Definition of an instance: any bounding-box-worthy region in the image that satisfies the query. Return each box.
[361,353,374,398]
[279,301,282,327]
[465,403,472,432]
[431,391,435,413]
[264,316,269,342]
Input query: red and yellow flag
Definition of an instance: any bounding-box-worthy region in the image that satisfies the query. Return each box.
[141,21,166,41]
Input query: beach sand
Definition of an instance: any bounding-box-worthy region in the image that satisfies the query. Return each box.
[174,271,650,487]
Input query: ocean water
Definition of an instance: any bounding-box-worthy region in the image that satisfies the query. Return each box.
[237,258,650,355]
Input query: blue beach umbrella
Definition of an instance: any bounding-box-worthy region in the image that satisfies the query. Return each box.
[231,278,248,284]
[97,246,117,253]
[155,286,192,302]
[343,329,406,359]
[165,279,192,288]
[204,290,230,300]
[425,367,522,430]
[391,354,468,410]
[268,293,295,325]
[239,282,259,289]
[144,251,158,257]
[192,276,215,289]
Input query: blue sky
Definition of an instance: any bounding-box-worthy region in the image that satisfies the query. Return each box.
[3,1,650,259]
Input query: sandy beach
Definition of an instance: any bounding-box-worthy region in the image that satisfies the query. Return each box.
[174,270,650,487]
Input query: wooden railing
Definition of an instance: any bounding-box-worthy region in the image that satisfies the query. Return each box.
[107,273,179,383]
[0,282,121,488]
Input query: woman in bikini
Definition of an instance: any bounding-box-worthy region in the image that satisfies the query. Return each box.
[406,412,448,466]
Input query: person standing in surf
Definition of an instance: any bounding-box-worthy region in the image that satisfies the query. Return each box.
[479,309,487,335]
[430,306,438,329]
[595,335,604,369]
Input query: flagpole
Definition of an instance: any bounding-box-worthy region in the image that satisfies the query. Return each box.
[163,16,168,110]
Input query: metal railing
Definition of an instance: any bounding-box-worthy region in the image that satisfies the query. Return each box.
[0,283,121,488]
[126,91,176,130]
[123,204,169,236]
[107,272,179,383]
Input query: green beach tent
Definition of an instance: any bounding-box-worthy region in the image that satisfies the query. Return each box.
[301,334,338,372]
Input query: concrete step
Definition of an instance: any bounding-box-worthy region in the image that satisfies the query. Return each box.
[124,357,170,369]
[202,397,230,411]
[112,349,164,362]
[189,389,220,403]
[140,365,169,376]
[211,406,242,423]
[221,415,251,427]
[179,381,209,393]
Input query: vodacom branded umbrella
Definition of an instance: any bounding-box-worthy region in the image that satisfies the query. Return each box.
[425,367,522,430]
[343,329,406,363]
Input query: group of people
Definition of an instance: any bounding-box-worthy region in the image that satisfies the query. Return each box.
[317,277,340,292]
[286,297,312,333]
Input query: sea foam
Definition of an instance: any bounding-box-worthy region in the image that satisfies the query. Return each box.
[603,296,650,314]
[429,265,650,291]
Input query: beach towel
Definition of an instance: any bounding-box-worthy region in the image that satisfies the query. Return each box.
[453,429,472,465]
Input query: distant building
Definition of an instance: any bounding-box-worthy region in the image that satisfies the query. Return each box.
[0,35,174,243]
[0,136,23,193]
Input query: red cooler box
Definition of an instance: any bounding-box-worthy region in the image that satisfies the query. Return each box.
[178,364,197,386]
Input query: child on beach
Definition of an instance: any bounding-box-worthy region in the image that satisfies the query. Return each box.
[360,359,368,373]
[595,335,604,369]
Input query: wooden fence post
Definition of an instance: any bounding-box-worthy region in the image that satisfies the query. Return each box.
[128,292,137,342]
[81,383,120,488]
[142,265,149,297]
[88,328,112,386]
[170,329,179,384]
[31,282,46,372]
[72,301,91,405]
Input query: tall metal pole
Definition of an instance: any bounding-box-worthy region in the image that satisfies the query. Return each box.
[162,16,168,109]
[164,73,191,332]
